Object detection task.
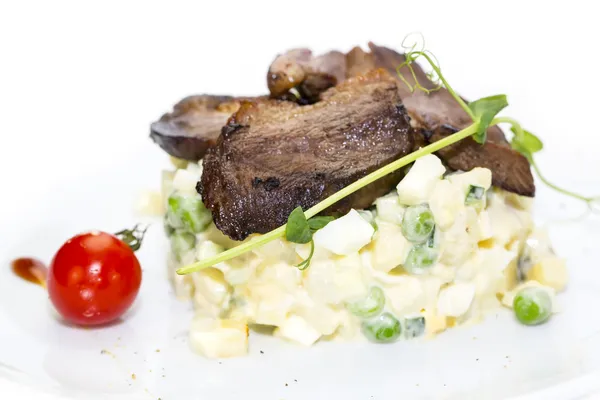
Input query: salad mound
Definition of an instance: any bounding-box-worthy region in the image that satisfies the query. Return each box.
[161,154,566,358]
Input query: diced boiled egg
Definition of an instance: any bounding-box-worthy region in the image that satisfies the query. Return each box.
[313,209,374,255]
[189,316,248,358]
[437,282,475,317]
[396,154,446,205]
[275,315,322,346]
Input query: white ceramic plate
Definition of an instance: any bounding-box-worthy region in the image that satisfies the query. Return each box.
[2,2,600,398]
[1,145,600,400]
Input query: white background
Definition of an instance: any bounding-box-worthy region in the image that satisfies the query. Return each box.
[1,0,599,398]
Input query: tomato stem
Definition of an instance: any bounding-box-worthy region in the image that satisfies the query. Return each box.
[114,224,148,251]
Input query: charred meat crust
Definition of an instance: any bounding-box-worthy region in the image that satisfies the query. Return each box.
[150,95,250,161]
[201,70,415,241]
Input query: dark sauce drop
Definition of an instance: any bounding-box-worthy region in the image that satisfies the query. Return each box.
[11,257,47,287]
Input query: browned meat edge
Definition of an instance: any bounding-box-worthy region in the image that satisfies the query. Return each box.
[200,70,415,240]
[150,95,251,161]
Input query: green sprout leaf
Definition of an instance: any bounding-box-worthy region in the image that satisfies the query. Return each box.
[296,240,315,270]
[286,209,335,270]
[510,126,544,157]
[285,206,312,244]
[468,95,508,144]
[307,216,335,231]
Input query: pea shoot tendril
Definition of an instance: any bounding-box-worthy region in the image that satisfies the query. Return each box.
[176,35,597,276]
[398,33,599,212]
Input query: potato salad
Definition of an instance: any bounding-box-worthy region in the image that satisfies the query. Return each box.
[161,155,567,358]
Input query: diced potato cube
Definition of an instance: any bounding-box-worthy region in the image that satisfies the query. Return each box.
[436,282,475,317]
[275,315,322,346]
[370,222,410,272]
[191,267,230,307]
[189,317,248,358]
[422,310,447,336]
[429,180,464,230]
[477,211,493,241]
[526,257,568,292]
[386,276,425,316]
[172,168,200,194]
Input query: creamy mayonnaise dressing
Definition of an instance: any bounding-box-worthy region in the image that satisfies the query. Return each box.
[160,155,567,358]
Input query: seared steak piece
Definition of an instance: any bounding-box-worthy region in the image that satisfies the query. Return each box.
[150,95,250,161]
[200,70,415,240]
[267,49,346,103]
[268,44,535,196]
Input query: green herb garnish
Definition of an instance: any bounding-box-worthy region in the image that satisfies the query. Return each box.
[505,119,598,208]
[285,207,334,269]
[285,206,313,244]
[468,95,508,144]
[176,36,597,275]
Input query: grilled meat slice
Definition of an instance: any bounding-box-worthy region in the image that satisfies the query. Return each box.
[150,95,250,161]
[268,43,535,196]
[200,70,415,240]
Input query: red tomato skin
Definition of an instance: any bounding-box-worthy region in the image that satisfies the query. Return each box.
[47,231,142,326]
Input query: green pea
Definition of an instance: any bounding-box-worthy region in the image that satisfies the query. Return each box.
[361,313,402,343]
[513,287,552,326]
[167,192,212,234]
[346,287,385,318]
[403,244,438,274]
[404,315,426,338]
[170,231,196,261]
[401,204,435,243]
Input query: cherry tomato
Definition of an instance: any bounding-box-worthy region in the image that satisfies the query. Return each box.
[47,230,142,326]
